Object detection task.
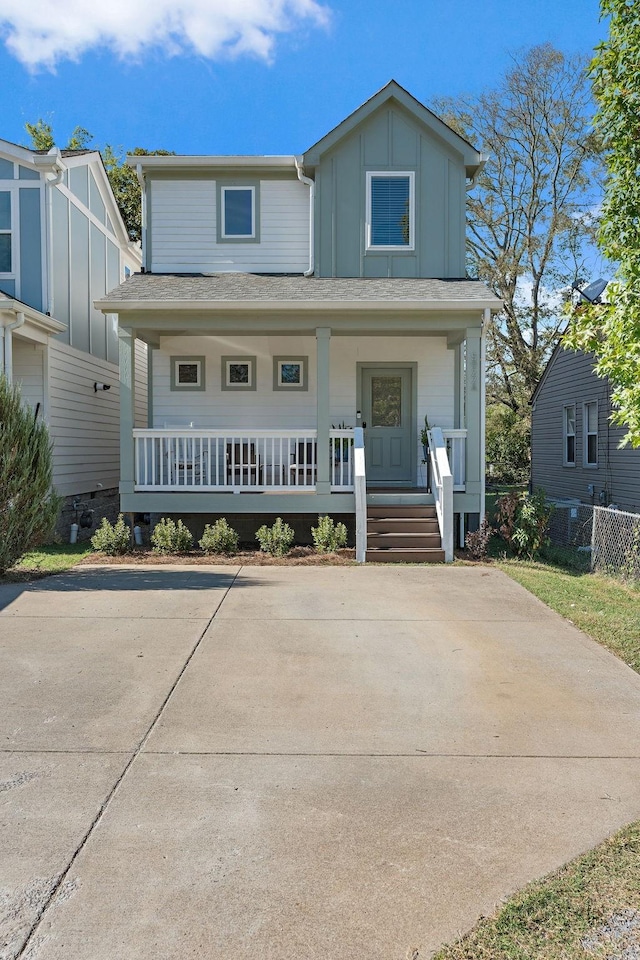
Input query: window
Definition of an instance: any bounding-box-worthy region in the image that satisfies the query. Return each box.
[221,186,255,239]
[273,356,308,391]
[563,404,576,466]
[170,356,205,391]
[222,355,256,391]
[0,190,11,273]
[583,401,598,466]
[366,171,414,250]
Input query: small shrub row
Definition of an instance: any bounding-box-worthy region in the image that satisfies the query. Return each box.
[91,514,349,558]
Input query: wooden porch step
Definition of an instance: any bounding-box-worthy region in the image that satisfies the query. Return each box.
[365,547,446,563]
[367,517,439,534]
[367,532,442,549]
[368,504,437,519]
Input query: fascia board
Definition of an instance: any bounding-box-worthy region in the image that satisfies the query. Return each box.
[128,155,298,171]
[0,300,67,334]
[96,297,503,314]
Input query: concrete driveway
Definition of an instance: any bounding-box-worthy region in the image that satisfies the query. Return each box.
[2,564,640,960]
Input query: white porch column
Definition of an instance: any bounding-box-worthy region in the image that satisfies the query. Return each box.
[119,326,136,495]
[464,324,482,515]
[316,326,331,494]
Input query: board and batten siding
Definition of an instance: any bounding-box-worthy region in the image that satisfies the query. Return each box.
[531,347,640,513]
[45,339,147,496]
[152,335,454,486]
[149,178,309,273]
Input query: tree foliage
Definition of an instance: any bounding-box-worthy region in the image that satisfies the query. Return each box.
[564,1,640,446]
[24,121,172,241]
[0,375,60,573]
[433,44,602,416]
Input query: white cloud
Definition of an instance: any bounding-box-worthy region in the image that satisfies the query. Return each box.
[0,0,329,70]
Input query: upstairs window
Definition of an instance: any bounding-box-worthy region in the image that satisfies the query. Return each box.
[221,186,255,239]
[583,400,598,466]
[366,171,414,250]
[563,404,576,466]
[0,191,11,273]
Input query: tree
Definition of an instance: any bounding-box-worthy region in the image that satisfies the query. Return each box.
[0,375,60,573]
[433,44,602,417]
[564,1,640,446]
[25,121,173,241]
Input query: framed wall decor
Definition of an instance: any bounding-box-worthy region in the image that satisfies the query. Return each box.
[221,355,257,391]
[170,356,205,391]
[273,356,308,391]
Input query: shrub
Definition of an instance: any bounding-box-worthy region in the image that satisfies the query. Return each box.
[496,488,553,558]
[486,406,531,485]
[255,517,294,557]
[199,518,239,555]
[311,515,348,553]
[0,374,60,573]
[151,517,193,554]
[465,516,493,560]
[91,514,131,555]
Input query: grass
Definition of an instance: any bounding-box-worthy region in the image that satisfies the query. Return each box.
[3,543,93,580]
[436,545,640,959]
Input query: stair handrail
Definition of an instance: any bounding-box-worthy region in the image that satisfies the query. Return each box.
[427,427,454,562]
[354,426,366,563]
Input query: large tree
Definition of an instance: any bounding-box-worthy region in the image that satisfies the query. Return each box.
[433,44,602,416]
[25,120,172,241]
[565,1,640,446]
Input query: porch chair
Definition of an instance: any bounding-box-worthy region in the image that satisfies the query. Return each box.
[289,440,317,486]
[226,442,263,487]
[163,421,203,485]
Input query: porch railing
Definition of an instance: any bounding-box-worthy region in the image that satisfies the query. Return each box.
[133,428,354,492]
[428,427,454,563]
[442,429,466,491]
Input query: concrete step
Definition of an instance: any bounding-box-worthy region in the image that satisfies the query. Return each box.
[368,504,437,519]
[365,547,446,564]
[367,517,440,534]
[367,532,442,549]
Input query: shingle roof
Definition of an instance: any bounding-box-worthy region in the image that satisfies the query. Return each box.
[101,273,500,305]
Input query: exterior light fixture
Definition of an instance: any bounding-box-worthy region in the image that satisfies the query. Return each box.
[94,382,111,392]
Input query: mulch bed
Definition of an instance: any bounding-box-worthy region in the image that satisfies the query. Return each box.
[81,546,357,566]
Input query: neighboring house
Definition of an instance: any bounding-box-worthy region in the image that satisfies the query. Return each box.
[98,81,502,561]
[0,141,146,522]
[531,343,640,514]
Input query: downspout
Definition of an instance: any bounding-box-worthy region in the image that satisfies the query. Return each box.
[4,311,25,383]
[45,149,64,316]
[466,155,488,192]
[295,156,315,277]
[136,164,147,272]
[480,307,489,525]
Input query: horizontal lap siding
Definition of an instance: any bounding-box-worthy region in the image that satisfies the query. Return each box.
[150,178,309,273]
[152,334,453,485]
[532,348,640,512]
[12,339,45,411]
[47,339,147,496]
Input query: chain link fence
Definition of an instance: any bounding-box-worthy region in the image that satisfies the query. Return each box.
[546,501,640,580]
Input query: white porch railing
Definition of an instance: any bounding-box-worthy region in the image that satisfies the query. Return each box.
[442,429,466,491]
[133,428,355,492]
[428,427,454,563]
[353,426,366,563]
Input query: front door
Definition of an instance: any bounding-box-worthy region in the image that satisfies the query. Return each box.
[361,367,413,484]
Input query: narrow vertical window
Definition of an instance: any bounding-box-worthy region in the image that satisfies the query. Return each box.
[221,186,255,239]
[366,172,414,249]
[0,191,11,273]
[563,404,576,466]
[584,401,598,466]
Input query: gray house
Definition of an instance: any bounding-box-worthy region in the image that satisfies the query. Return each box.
[0,140,145,512]
[99,81,502,561]
[531,343,640,514]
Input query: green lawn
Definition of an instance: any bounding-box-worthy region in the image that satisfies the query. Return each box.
[4,543,93,580]
[435,554,640,960]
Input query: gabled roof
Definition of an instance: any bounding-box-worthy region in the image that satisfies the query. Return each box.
[303,80,484,176]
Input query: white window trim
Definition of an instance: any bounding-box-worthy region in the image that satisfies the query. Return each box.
[221,185,256,240]
[563,403,576,467]
[366,170,415,252]
[583,400,598,468]
[0,186,17,281]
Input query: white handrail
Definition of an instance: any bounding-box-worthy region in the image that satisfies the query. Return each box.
[428,427,454,563]
[353,426,366,563]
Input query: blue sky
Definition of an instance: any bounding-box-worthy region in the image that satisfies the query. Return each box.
[0,0,606,156]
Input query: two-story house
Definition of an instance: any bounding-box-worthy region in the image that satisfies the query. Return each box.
[0,140,145,531]
[98,81,501,561]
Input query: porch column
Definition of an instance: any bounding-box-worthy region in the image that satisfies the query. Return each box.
[119,326,136,496]
[464,324,482,514]
[316,326,331,494]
